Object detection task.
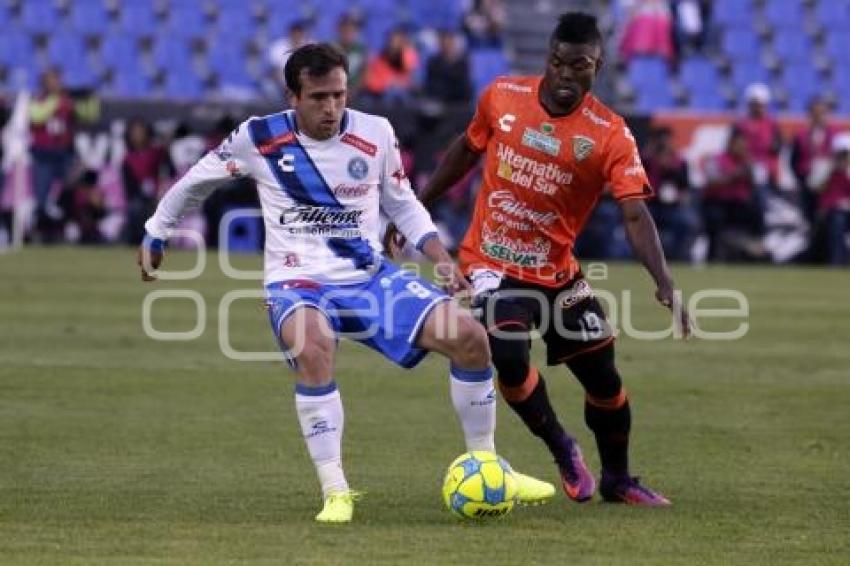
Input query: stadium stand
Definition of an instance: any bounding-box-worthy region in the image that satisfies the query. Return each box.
[616,0,850,114]
[0,0,509,102]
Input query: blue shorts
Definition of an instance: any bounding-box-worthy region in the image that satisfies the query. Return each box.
[266,261,450,369]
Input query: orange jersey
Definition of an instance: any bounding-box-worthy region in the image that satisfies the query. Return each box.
[459,76,652,287]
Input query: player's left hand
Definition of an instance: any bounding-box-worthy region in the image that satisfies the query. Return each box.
[137,245,163,282]
[382,222,407,260]
[435,261,472,298]
[656,283,691,340]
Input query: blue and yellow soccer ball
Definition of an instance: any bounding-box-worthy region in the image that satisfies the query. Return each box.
[442,451,518,519]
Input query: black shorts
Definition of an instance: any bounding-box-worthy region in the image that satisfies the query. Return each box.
[475,274,614,366]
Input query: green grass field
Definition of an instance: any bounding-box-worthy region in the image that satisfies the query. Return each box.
[1,247,848,565]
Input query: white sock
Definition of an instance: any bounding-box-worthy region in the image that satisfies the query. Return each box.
[294,382,349,498]
[449,365,496,453]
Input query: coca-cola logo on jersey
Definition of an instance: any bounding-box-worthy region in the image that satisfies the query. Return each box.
[487,191,558,226]
[333,183,371,198]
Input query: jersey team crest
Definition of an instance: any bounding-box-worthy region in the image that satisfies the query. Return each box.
[572,135,595,162]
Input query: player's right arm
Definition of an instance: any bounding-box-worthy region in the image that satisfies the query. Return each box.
[138,120,253,281]
[418,133,482,208]
[418,82,495,208]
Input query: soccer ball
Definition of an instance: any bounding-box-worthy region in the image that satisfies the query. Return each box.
[442,450,518,519]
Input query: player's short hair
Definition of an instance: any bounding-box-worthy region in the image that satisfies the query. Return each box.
[550,12,602,47]
[284,43,349,95]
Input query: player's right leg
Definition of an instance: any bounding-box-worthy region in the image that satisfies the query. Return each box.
[481,290,595,503]
[267,288,356,523]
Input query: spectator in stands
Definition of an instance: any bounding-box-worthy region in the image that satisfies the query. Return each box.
[0,97,7,236]
[169,122,207,175]
[816,133,850,265]
[463,0,506,48]
[643,127,699,262]
[363,27,419,101]
[268,20,313,93]
[702,128,766,261]
[618,0,675,65]
[122,118,169,245]
[335,14,368,97]
[424,29,473,104]
[59,168,105,244]
[733,83,783,198]
[429,153,478,252]
[28,68,99,241]
[671,0,711,56]
[791,97,838,224]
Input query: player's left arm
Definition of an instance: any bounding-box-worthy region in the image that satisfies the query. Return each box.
[377,120,470,295]
[606,124,691,338]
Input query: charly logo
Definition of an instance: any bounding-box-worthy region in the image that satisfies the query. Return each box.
[472,388,497,406]
[348,156,369,180]
[306,419,336,438]
[498,113,516,132]
[572,135,595,161]
[279,153,295,172]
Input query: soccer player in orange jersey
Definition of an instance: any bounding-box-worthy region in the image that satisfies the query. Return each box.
[393,12,690,505]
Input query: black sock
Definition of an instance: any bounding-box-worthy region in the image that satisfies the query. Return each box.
[505,374,571,462]
[584,399,631,477]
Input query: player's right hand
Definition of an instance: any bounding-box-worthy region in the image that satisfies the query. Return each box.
[655,283,691,340]
[137,245,163,282]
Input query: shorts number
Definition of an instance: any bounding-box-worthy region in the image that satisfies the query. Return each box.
[406,281,433,300]
[578,311,603,341]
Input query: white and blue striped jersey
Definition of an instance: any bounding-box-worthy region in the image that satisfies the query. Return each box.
[145,109,438,285]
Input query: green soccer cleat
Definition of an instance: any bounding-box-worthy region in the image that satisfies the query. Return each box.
[315,490,361,523]
[512,471,556,506]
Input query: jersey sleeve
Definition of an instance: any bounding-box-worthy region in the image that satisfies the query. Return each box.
[377,119,440,252]
[603,120,653,201]
[144,119,254,240]
[464,82,495,153]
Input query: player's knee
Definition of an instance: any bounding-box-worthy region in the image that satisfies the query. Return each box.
[489,332,530,387]
[452,315,490,368]
[292,335,335,379]
[567,344,622,400]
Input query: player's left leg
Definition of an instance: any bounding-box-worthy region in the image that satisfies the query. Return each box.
[417,300,496,453]
[417,301,556,505]
[565,344,670,506]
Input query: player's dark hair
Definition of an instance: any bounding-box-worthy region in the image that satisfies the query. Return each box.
[284,43,349,95]
[550,12,602,46]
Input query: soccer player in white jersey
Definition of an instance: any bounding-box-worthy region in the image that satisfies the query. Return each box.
[137,43,553,522]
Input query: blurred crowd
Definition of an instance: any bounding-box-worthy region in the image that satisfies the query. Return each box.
[2,71,849,266]
[427,81,850,267]
[264,2,504,103]
[599,83,850,266]
[1,0,849,266]
[0,1,507,248]
[618,0,712,65]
